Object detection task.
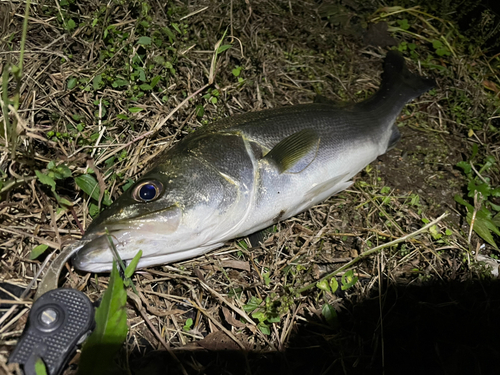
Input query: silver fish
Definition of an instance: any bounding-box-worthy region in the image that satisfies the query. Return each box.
[73,51,435,272]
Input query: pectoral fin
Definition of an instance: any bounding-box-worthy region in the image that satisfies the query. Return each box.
[264,129,319,173]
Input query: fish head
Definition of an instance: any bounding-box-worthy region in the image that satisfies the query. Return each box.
[73,173,184,272]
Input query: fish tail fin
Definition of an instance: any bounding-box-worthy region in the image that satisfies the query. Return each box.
[379,50,436,102]
[356,50,435,152]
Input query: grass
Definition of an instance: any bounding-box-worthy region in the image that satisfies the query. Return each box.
[1,0,500,374]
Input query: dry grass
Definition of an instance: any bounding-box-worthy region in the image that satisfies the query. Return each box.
[1,0,500,374]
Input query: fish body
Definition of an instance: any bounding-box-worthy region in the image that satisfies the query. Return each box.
[73,51,435,272]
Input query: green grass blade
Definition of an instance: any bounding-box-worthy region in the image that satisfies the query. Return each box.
[78,262,128,375]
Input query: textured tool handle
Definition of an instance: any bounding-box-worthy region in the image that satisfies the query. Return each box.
[9,288,95,375]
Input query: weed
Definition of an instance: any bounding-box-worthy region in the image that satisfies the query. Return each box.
[0,0,31,159]
[182,318,193,332]
[454,144,500,250]
[372,6,458,60]
[77,262,128,375]
[422,218,453,244]
[243,293,294,335]
[35,161,73,207]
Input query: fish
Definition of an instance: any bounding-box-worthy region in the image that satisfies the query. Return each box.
[72,50,435,272]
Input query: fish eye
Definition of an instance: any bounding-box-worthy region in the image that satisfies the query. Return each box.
[132,180,163,202]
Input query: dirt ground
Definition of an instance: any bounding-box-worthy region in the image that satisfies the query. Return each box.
[1,0,500,374]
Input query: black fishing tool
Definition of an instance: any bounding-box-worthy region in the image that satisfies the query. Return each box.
[8,243,96,375]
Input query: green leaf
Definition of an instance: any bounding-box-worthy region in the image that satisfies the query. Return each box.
[93,74,103,90]
[436,48,449,56]
[137,36,151,45]
[171,23,181,34]
[51,164,72,180]
[267,315,280,323]
[122,179,135,191]
[321,303,339,329]
[183,318,193,331]
[150,76,162,88]
[243,296,262,312]
[463,207,500,249]
[316,279,330,292]
[112,79,128,88]
[251,311,267,322]
[102,192,113,206]
[467,180,490,198]
[139,83,152,91]
[216,44,231,54]
[380,186,391,194]
[432,40,443,49]
[196,105,204,117]
[75,174,100,201]
[55,193,72,208]
[162,26,175,41]
[263,272,271,286]
[128,107,143,113]
[66,19,76,31]
[491,188,500,198]
[257,322,270,335]
[78,262,128,375]
[492,212,500,227]
[231,66,242,77]
[34,357,48,375]
[124,250,142,279]
[30,244,49,260]
[471,143,479,159]
[67,77,78,89]
[429,225,442,240]
[456,161,471,175]
[456,191,500,249]
[454,194,474,212]
[329,277,339,293]
[35,170,56,190]
[341,270,358,290]
[397,19,409,30]
[89,203,99,217]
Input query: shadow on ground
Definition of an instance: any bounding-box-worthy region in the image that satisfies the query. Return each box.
[129,280,500,375]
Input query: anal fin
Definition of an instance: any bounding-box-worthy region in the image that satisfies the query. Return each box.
[304,173,351,202]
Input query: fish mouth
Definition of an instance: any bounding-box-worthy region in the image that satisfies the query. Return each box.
[72,230,124,272]
[72,229,164,272]
[73,206,182,272]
